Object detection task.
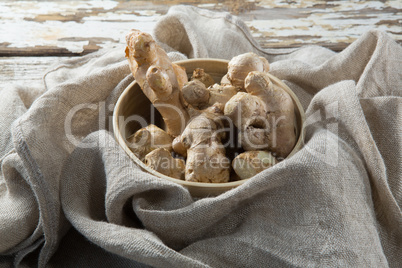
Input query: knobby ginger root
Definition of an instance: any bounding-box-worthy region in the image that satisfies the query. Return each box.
[232,151,277,180]
[207,84,237,108]
[182,76,237,110]
[181,80,210,110]
[144,148,185,180]
[191,68,215,88]
[125,29,189,137]
[127,124,173,161]
[227,52,270,90]
[224,92,268,150]
[173,104,230,183]
[225,71,296,158]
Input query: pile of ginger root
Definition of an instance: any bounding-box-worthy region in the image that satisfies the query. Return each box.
[125,29,297,183]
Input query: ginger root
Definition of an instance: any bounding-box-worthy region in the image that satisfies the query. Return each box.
[127,124,173,161]
[144,148,185,180]
[207,84,237,108]
[227,52,270,90]
[225,71,296,158]
[232,151,277,180]
[182,76,237,110]
[125,29,189,137]
[191,68,215,88]
[173,104,230,183]
[181,80,210,110]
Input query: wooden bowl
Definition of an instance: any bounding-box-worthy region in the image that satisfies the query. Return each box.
[113,58,305,197]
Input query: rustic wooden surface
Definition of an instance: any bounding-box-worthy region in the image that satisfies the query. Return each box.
[0,0,401,87]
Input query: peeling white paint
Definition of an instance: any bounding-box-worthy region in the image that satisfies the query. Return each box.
[0,0,400,54]
[82,11,160,22]
[258,0,327,9]
[0,2,158,54]
[385,0,402,9]
[136,10,159,16]
[246,8,401,45]
[197,4,216,8]
[57,40,89,53]
[327,0,385,11]
[0,1,118,18]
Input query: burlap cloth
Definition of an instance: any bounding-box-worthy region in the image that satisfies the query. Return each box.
[0,5,401,268]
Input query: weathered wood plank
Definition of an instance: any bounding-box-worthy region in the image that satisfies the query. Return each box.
[0,0,161,56]
[245,0,402,51]
[0,0,400,56]
[0,56,69,87]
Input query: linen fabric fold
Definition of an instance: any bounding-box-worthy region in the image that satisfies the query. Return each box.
[0,5,400,268]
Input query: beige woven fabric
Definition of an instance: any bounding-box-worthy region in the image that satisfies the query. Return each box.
[0,5,400,268]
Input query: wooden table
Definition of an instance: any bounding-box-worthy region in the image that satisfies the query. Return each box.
[1,0,401,87]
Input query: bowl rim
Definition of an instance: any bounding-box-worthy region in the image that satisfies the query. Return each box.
[113,58,306,189]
